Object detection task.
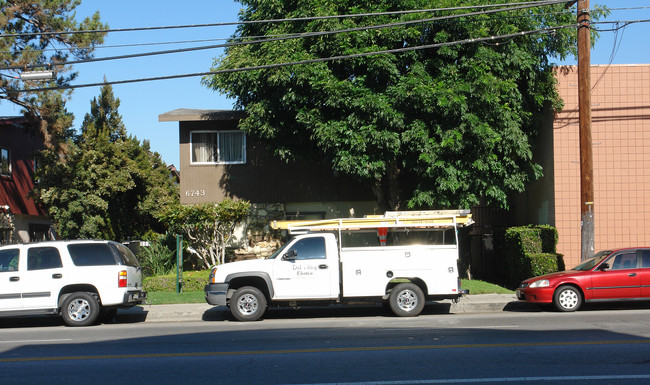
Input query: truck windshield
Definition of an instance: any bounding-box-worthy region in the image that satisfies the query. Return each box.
[267,241,291,259]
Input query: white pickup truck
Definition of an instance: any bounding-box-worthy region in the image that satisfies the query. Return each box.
[204,210,471,321]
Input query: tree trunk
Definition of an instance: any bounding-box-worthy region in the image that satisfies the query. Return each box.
[371,160,401,211]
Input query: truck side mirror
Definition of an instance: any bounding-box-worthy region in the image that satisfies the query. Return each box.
[283,249,297,261]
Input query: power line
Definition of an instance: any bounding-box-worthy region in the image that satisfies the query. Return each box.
[591,19,650,32]
[0,0,573,72]
[0,0,573,39]
[7,24,578,94]
[0,10,577,54]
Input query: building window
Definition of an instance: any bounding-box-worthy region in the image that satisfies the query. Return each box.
[190,130,246,164]
[29,224,52,242]
[0,148,10,177]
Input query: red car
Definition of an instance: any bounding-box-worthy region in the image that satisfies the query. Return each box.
[516,248,650,311]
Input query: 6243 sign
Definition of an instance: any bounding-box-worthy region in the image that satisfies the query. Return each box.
[185,189,206,197]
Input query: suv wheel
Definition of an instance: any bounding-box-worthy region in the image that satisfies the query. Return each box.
[61,292,100,326]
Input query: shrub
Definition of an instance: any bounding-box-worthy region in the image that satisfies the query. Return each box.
[143,270,210,292]
[139,232,177,277]
[503,225,562,287]
[528,253,559,277]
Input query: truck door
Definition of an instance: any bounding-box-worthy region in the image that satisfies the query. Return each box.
[272,235,334,300]
[0,248,22,311]
[20,246,65,309]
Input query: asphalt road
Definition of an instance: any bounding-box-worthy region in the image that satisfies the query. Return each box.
[2,306,650,384]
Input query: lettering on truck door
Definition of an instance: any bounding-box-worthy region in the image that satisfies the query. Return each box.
[272,235,333,300]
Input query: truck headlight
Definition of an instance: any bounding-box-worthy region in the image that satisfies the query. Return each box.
[529,279,550,288]
[209,267,218,283]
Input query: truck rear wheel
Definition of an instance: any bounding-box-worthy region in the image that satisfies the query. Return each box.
[230,286,267,321]
[61,292,100,327]
[389,283,425,317]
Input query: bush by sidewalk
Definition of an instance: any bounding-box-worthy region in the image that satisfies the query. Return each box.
[143,270,210,292]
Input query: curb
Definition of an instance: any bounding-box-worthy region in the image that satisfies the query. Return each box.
[116,294,530,323]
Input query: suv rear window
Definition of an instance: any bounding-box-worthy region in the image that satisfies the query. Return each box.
[68,243,118,266]
[109,243,140,267]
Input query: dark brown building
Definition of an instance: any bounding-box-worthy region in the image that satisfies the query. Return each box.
[159,109,378,222]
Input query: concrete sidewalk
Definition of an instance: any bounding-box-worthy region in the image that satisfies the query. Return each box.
[116,294,533,323]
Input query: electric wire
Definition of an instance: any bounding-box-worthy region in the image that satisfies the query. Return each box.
[591,19,650,32]
[0,0,574,71]
[8,24,577,94]
[0,9,577,54]
[0,0,573,39]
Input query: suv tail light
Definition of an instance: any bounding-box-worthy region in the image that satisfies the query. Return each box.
[118,270,127,287]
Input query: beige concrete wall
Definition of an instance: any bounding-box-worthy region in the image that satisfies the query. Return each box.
[554,65,650,268]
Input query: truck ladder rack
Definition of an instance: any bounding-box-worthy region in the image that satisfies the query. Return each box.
[271,210,473,234]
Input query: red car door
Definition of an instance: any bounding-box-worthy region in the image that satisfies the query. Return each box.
[589,251,641,300]
[638,249,650,298]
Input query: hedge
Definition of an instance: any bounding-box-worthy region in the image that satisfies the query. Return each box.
[143,270,210,292]
[503,225,564,287]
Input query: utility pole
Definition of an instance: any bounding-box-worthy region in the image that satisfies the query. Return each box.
[577,0,594,261]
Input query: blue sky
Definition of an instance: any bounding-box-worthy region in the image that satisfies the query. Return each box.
[1,1,648,169]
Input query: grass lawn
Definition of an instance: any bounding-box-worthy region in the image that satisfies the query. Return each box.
[147,290,206,305]
[461,279,514,295]
[145,279,512,305]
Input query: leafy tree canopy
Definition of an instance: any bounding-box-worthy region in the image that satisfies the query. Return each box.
[204,0,605,210]
[0,0,107,152]
[163,200,251,268]
[33,83,180,241]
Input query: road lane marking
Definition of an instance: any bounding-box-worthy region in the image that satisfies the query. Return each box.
[1,338,650,363]
[305,375,650,384]
[0,339,71,344]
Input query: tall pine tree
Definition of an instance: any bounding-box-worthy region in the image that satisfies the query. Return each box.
[33,83,179,240]
[0,0,108,154]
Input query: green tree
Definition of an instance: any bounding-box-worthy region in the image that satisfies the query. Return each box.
[163,200,250,268]
[0,0,107,153]
[33,83,180,240]
[204,0,604,210]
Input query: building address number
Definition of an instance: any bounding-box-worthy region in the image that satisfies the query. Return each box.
[185,189,206,197]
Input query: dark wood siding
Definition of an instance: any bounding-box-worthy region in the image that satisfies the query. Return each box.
[179,121,375,204]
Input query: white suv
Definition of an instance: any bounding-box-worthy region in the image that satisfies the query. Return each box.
[0,240,147,326]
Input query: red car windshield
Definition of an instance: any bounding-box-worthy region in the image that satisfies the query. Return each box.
[572,250,613,271]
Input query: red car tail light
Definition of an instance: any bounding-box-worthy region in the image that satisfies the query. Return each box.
[118,270,127,287]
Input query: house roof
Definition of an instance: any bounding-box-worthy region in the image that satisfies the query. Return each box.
[0,116,27,126]
[158,109,246,122]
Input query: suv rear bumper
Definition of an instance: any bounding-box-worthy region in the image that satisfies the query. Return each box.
[123,290,147,306]
[205,283,228,306]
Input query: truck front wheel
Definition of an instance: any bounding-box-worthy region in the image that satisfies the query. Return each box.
[230,286,267,321]
[389,283,425,317]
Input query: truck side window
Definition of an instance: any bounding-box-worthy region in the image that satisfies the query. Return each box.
[288,237,326,260]
[0,249,19,272]
[27,247,63,270]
